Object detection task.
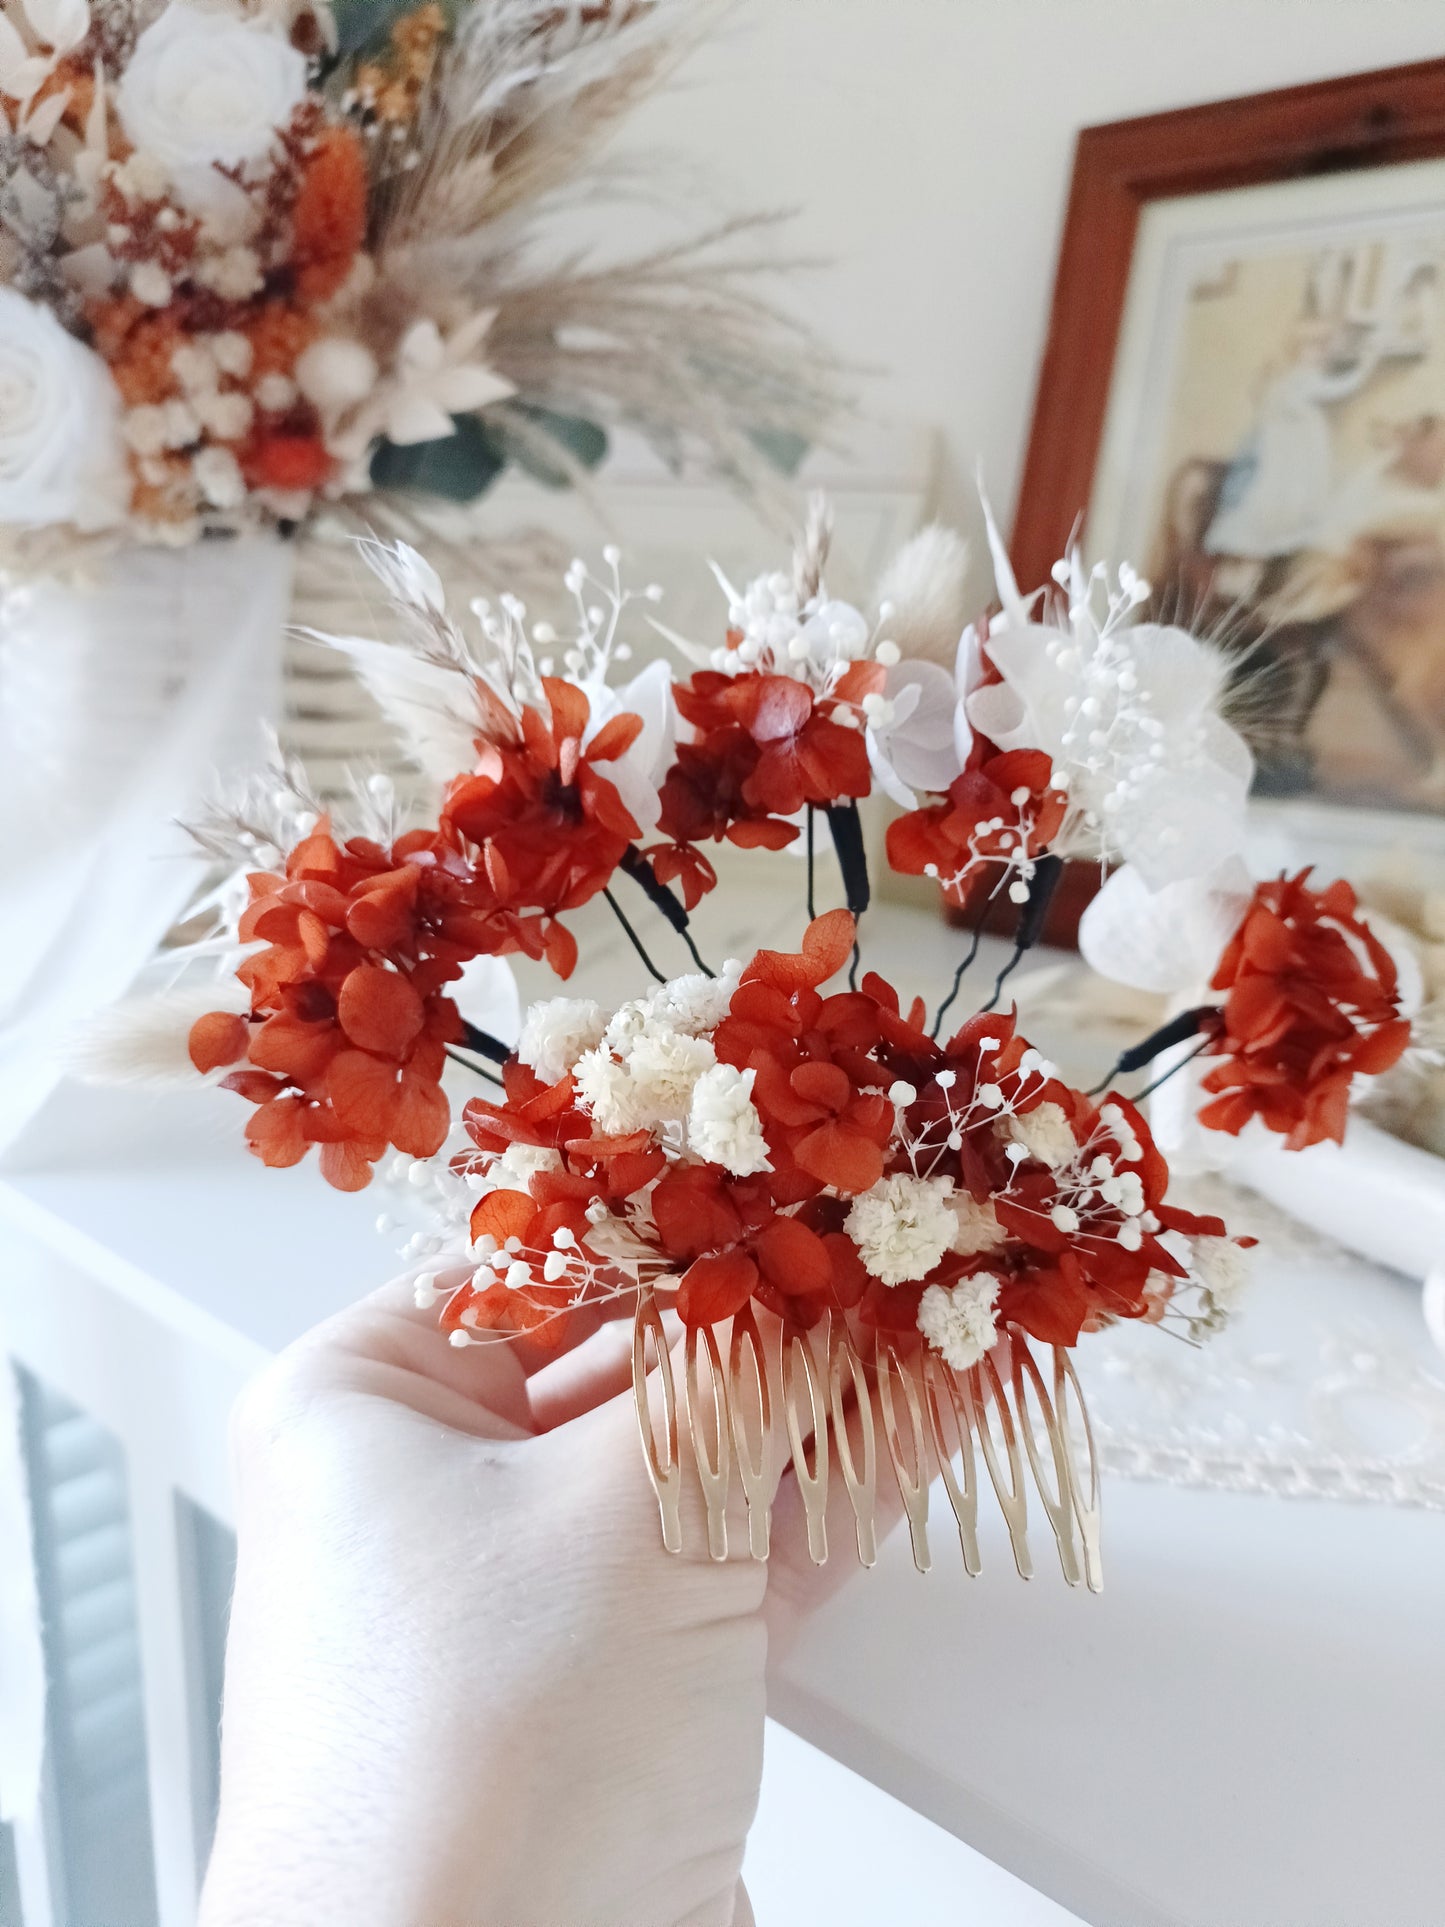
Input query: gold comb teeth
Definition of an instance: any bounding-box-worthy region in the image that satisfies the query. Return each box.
[631,1292,1104,1590]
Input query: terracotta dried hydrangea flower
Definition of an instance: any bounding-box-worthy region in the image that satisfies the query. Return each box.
[1198,870,1411,1150]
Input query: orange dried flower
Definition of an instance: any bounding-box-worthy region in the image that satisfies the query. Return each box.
[244,301,317,376]
[355,2,446,123]
[128,462,194,525]
[1198,871,1412,1150]
[291,124,367,305]
[100,309,186,406]
[86,293,144,362]
[244,433,334,492]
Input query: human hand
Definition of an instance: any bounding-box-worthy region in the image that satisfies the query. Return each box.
[199,1276,884,1927]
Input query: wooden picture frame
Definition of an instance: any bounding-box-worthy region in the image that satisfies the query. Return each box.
[995,59,1445,943]
[1013,56,1445,587]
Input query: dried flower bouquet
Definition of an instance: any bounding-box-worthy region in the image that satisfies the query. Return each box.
[0,0,836,567]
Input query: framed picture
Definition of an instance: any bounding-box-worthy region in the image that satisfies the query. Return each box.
[1013,58,1445,871]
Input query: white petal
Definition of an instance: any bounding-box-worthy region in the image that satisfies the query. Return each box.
[965,677,1029,750]
[448,306,498,358]
[952,702,975,769]
[979,485,1027,627]
[1122,622,1226,724]
[881,668,967,792]
[383,393,456,446]
[22,0,87,51]
[605,657,675,777]
[398,319,443,375]
[84,53,104,149]
[1116,760,1250,889]
[21,83,67,143]
[436,364,515,414]
[1079,859,1251,994]
[865,728,917,811]
[981,620,1076,757]
[955,623,985,700]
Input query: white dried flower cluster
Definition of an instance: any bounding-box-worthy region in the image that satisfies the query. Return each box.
[488,1142,563,1194]
[845,1173,958,1286]
[517,997,607,1086]
[999,1100,1077,1170]
[685,1062,771,1176]
[623,1027,719,1121]
[632,960,743,1038]
[917,1272,1002,1372]
[971,504,1253,891]
[553,964,758,1145]
[1013,1101,1154,1253]
[705,566,880,696]
[1191,1234,1251,1316]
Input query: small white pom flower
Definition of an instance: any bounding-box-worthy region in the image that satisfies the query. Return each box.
[192,446,245,509]
[1001,1101,1077,1170]
[487,1142,562,1195]
[171,342,217,394]
[255,372,297,413]
[917,1271,1001,1372]
[1192,1235,1250,1313]
[846,1173,958,1286]
[641,958,742,1035]
[123,405,170,456]
[602,998,651,1055]
[623,1026,716,1125]
[572,1049,644,1135]
[198,246,263,301]
[194,390,253,441]
[687,1062,771,1176]
[295,336,378,413]
[130,260,172,307]
[517,996,607,1085]
[211,331,253,379]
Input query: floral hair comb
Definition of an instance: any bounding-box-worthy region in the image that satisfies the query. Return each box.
[82,502,1417,1586]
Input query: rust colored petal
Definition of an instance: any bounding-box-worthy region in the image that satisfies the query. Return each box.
[337,963,426,1058]
[188,1010,249,1074]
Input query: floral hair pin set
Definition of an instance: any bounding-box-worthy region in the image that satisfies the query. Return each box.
[81,504,1418,1586]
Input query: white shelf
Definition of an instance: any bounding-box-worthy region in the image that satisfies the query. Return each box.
[2,890,1443,1925]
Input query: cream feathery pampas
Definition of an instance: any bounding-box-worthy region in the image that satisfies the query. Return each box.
[875,525,972,666]
[65,982,250,1091]
[337,0,844,495]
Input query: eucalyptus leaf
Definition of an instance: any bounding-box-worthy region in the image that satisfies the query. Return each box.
[369,415,507,503]
[748,426,810,476]
[499,405,609,489]
[331,0,411,56]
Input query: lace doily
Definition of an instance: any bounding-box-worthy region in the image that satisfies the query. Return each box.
[1088,1176,1445,1510]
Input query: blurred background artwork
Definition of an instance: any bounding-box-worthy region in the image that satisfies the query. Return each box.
[1089,162,1445,816]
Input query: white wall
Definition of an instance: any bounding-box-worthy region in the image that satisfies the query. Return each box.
[613,0,1445,585]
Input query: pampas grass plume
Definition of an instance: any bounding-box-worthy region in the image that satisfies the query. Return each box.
[66,982,249,1090]
[875,525,971,667]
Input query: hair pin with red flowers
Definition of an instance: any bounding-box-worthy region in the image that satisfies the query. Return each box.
[77,498,1417,1585]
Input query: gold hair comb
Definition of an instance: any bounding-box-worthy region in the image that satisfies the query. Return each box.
[632,1293,1102,1589]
